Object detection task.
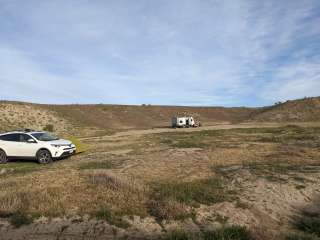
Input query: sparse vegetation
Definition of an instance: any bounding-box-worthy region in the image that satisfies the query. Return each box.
[79,160,113,170]
[8,212,34,228]
[149,177,236,220]
[148,199,192,221]
[164,230,193,240]
[1,116,320,239]
[151,177,234,206]
[95,208,130,229]
[286,234,320,240]
[84,172,149,217]
[164,226,251,240]
[155,130,225,149]
[293,210,320,238]
[43,124,54,132]
[242,162,320,182]
[203,226,251,240]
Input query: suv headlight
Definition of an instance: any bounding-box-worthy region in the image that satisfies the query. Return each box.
[51,144,62,148]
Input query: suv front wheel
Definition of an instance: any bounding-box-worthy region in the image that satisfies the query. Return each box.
[0,149,7,164]
[37,149,52,164]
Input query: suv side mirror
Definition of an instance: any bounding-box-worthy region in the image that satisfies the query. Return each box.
[27,139,36,143]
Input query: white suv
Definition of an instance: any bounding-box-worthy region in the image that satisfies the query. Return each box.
[0,131,76,164]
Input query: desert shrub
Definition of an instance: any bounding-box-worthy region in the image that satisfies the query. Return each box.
[149,177,235,220]
[148,199,191,221]
[286,233,320,240]
[152,177,233,206]
[286,206,320,240]
[95,208,130,228]
[84,172,149,217]
[294,212,320,237]
[164,226,250,240]
[164,230,196,240]
[203,226,251,240]
[8,211,34,228]
[43,124,54,132]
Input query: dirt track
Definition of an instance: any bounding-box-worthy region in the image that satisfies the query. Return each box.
[81,123,286,141]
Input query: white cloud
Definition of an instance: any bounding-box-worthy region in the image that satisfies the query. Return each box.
[261,62,320,101]
[0,0,319,106]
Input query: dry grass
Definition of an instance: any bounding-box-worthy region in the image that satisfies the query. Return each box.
[0,162,42,177]
[148,177,236,221]
[0,170,148,221]
[80,172,149,217]
[0,124,320,237]
[79,160,114,170]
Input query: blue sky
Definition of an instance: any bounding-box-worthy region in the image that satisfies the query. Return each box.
[0,0,319,107]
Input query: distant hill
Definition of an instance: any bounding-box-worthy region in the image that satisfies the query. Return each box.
[0,101,253,136]
[248,97,320,122]
[0,96,319,136]
[42,104,253,130]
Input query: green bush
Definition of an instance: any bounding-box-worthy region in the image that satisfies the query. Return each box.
[203,226,251,240]
[152,177,233,206]
[9,212,33,228]
[287,208,320,240]
[149,177,236,221]
[165,230,197,240]
[43,124,54,132]
[286,233,320,240]
[95,208,130,229]
[294,213,320,237]
[164,226,251,240]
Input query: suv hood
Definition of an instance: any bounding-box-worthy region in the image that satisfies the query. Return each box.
[46,139,72,145]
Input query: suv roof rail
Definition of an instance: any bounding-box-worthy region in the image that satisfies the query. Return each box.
[11,129,24,132]
[24,129,36,132]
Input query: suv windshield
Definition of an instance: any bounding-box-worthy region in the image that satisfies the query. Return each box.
[31,132,59,141]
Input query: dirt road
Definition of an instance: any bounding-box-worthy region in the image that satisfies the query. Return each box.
[81,122,287,141]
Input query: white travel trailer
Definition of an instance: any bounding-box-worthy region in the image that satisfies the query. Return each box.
[172,116,196,128]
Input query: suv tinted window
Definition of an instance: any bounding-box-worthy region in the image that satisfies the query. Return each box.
[20,134,33,142]
[0,133,20,142]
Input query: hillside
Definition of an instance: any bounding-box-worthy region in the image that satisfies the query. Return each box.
[0,102,74,134]
[248,97,320,122]
[43,104,253,129]
[0,101,254,136]
[1,97,319,136]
